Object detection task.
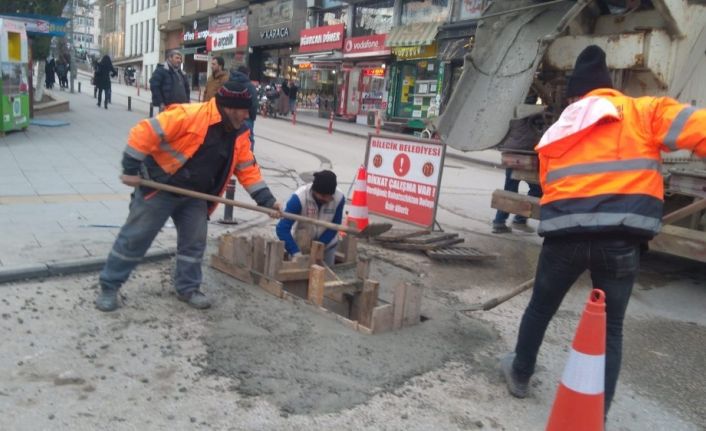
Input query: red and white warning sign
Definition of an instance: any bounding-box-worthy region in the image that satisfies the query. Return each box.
[364,134,446,227]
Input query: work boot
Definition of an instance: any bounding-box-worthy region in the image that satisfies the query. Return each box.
[492,222,511,234]
[511,221,535,233]
[177,290,212,309]
[500,353,530,398]
[95,288,119,312]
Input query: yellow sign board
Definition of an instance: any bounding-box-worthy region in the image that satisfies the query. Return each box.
[391,43,438,60]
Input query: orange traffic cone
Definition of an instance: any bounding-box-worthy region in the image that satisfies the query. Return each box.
[546,289,606,431]
[347,165,369,231]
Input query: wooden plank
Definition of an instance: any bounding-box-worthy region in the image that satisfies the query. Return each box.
[233,236,253,268]
[218,234,236,264]
[662,198,706,225]
[668,169,706,199]
[210,255,254,284]
[356,256,370,280]
[426,246,499,261]
[501,152,538,170]
[401,232,458,245]
[265,240,285,278]
[375,228,431,242]
[310,241,325,266]
[323,280,361,302]
[370,304,394,334]
[402,283,422,327]
[392,282,408,330]
[381,237,464,251]
[252,236,266,273]
[491,189,541,220]
[339,233,358,263]
[276,268,311,282]
[307,265,326,306]
[281,259,309,271]
[258,275,284,298]
[650,224,706,263]
[353,280,379,328]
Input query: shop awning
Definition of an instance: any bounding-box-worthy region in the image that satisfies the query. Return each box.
[113,55,143,67]
[291,51,344,64]
[385,22,441,48]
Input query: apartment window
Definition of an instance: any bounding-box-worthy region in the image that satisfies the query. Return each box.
[130,25,134,55]
[151,18,156,52]
[353,0,394,37]
[144,20,149,53]
[135,24,139,55]
[131,0,135,14]
[142,0,145,10]
[139,21,144,54]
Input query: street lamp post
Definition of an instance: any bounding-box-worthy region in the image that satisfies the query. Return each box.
[69,0,77,94]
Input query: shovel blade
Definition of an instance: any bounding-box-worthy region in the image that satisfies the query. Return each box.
[355,223,393,238]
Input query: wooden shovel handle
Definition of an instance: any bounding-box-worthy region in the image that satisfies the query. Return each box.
[139,179,361,234]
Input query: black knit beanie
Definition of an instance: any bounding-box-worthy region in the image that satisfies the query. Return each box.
[312,170,337,195]
[215,81,252,109]
[566,45,613,98]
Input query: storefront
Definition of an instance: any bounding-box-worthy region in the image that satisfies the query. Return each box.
[292,23,346,117]
[341,33,392,123]
[207,9,248,70]
[248,0,307,83]
[385,22,443,127]
[181,19,209,90]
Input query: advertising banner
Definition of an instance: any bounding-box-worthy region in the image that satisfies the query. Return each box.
[343,34,390,58]
[365,134,446,228]
[299,24,345,53]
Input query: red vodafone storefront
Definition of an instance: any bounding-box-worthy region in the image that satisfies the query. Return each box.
[341,34,392,124]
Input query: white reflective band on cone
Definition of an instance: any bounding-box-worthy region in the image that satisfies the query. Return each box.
[347,206,368,218]
[353,179,367,190]
[561,349,605,395]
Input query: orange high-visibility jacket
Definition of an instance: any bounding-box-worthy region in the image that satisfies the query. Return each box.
[124,99,267,214]
[536,89,706,238]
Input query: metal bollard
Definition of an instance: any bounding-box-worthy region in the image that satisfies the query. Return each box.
[128,96,132,111]
[328,111,334,134]
[149,103,154,118]
[78,82,81,93]
[218,178,238,225]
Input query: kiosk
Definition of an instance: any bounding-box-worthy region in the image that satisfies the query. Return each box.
[0,18,29,133]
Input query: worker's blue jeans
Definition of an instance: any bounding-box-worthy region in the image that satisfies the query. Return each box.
[99,188,208,296]
[511,236,640,413]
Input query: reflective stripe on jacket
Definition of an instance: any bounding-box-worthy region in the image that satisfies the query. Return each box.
[536,89,706,238]
[293,184,345,247]
[124,99,265,213]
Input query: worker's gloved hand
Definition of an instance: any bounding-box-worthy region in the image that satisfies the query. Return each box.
[120,174,141,187]
[269,201,283,219]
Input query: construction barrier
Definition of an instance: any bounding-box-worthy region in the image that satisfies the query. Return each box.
[347,165,369,231]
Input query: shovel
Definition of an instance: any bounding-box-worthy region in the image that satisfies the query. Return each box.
[458,278,535,313]
[138,179,393,238]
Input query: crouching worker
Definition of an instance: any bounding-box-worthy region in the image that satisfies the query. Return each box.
[276,170,345,266]
[96,81,282,312]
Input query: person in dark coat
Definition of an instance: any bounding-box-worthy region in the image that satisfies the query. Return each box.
[288,79,299,113]
[56,59,69,89]
[149,50,190,111]
[92,58,100,98]
[229,65,259,149]
[45,57,56,89]
[95,55,117,109]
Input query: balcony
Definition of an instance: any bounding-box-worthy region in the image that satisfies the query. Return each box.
[184,0,197,16]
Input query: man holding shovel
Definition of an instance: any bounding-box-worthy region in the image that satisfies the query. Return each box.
[96,81,282,312]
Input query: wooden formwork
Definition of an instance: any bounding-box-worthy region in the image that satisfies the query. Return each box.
[210,233,422,334]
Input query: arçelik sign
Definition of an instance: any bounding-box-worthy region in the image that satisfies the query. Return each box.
[299,24,345,53]
[210,30,237,51]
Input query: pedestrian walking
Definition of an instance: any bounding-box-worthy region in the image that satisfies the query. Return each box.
[56,58,69,89]
[276,170,345,266]
[95,55,117,109]
[500,45,706,418]
[229,65,258,149]
[279,79,290,116]
[44,56,55,90]
[150,49,190,112]
[95,81,283,312]
[202,56,229,102]
[288,79,299,114]
[91,58,99,98]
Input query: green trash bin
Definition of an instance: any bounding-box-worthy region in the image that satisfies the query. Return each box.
[0,18,30,133]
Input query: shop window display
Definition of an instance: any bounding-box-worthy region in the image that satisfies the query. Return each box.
[353,0,394,37]
[394,59,441,119]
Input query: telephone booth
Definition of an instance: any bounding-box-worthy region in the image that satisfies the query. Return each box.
[0,18,30,133]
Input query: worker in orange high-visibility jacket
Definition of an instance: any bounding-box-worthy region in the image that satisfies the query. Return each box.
[501,45,706,419]
[96,81,282,313]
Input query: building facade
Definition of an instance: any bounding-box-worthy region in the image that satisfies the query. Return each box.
[122,0,160,87]
[64,0,102,61]
[100,0,127,59]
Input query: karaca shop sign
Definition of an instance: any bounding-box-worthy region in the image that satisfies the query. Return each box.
[343,34,390,58]
[299,24,345,53]
[261,27,290,40]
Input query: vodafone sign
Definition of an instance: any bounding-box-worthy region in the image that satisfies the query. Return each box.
[343,34,391,58]
[299,24,345,53]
